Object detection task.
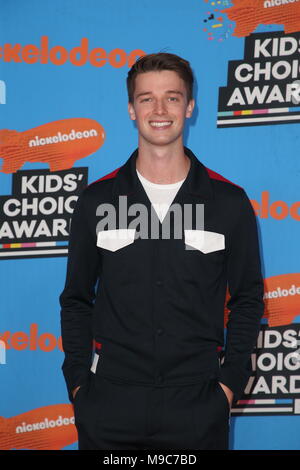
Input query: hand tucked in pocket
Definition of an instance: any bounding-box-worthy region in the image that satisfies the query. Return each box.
[218,382,233,408]
[72,385,81,400]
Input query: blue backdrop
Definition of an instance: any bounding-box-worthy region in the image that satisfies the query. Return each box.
[1,0,300,450]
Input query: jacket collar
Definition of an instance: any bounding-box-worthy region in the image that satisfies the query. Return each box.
[111,146,214,200]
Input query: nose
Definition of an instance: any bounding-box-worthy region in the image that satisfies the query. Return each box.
[153,99,167,115]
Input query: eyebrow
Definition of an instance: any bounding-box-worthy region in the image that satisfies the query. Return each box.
[135,90,184,99]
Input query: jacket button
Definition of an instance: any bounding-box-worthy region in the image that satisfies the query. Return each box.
[157,328,164,335]
[156,375,163,383]
[156,280,163,286]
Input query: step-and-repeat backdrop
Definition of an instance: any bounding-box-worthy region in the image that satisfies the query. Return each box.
[1,0,300,450]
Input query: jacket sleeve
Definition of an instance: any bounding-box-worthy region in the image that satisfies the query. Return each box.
[59,187,101,404]
[218,188,265,403]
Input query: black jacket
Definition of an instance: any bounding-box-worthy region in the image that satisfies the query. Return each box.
[59,146,264,404]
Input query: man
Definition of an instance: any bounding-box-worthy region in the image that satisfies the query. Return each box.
[59,52,264,450]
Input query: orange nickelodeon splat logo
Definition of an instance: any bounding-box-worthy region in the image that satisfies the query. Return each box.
[251,192,300,221]
[263,273,300,326]
[224,273,300,328]
[0,117,105,174]
[221,0,300,37]
[0,404,78,450]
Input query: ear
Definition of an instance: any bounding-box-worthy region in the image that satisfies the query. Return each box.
[185,99,195,118]
[128,102,136,121]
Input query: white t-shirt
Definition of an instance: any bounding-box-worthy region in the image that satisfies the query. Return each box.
[136,169,186,223]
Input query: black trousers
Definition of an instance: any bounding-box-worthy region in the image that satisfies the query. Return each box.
[73,370,231,450]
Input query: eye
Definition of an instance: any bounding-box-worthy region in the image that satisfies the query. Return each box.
[140,98,151,102]
[168,97,178,101]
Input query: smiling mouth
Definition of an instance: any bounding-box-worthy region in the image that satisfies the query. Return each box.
[149,121,173,128]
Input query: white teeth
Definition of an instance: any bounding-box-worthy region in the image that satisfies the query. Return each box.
[150,121,172,127]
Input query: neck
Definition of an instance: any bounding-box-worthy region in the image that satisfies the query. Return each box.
[135,140,190,184]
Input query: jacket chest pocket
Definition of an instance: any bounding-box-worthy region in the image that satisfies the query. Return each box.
[184,229,225,254]
[96,228,136,252]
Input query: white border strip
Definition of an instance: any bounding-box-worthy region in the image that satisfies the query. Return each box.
[231,407,293,413]
[218,115,300,125]
[251,400,276,404]
[0,249,68,257]
[269,108,289,113]
[35,242,57,247]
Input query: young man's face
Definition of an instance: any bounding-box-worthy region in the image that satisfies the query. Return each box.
[128,70,195,148]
